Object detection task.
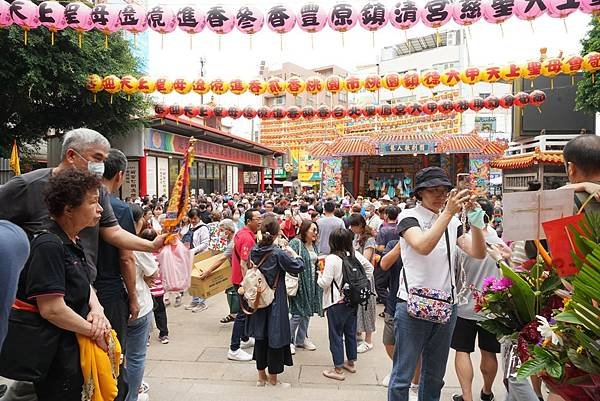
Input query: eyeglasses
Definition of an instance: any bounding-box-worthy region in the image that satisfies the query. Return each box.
[423,187,449,196]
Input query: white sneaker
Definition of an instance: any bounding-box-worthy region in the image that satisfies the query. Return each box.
[240,338,255,349]
[290,344,296,355]
[381,373,390,387]
[298,339,317,351]
[227,348,252,361]
[137,394,150,401]
[357,341,373,353]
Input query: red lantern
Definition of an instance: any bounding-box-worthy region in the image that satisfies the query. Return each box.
[287,106,301,120]
[317,105,331,119]
[393,103,407,116]
[381,73,401,91]
[272,106,287,119]
[184,104,199,118]
[484,96,500,110]
[325,75,345,94]
[364,74,381,92]
[154,103,168,118]
[242,106,257,119]
[499,94,514,108]
[529,90,546,106]
[302,106,316,119]
[228,106,242,119]
[422,101,438,115]
[437,99,454,114]
[257,106,273,119]
[468,97,485,112]
[362,104,379,117]
[378,104,393,117]
[453,99,469,113]
[198,105,214,118]
[331,105,347,119]
[169,104,184,117]
[213,105,229,118]
[402,72,420,90]
[405,102,422,116]
[348,105,362,119]
[513,92,530,107]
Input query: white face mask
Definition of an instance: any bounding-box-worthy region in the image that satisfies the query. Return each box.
[73,150,105,176]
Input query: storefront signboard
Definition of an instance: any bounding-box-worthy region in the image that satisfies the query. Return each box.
[379,142,436,155]
[121,160,139,199]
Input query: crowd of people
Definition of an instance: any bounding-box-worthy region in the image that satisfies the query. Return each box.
[0,128,598,401]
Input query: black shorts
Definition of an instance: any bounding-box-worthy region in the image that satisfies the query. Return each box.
[451,317,500,354]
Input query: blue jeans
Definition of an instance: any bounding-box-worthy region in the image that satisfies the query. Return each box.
[290,315,310,345]
[388,302,458,401]
[125,312,152,401]
[229,285,248,351]
[325,303,358,368]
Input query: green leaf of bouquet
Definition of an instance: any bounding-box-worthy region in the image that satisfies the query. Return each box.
[546,359,564,379]
[555,310,583,325]
[500,263,536,323]
[477,319,515,337]
[517,358,547,381]
[567,348,600,375]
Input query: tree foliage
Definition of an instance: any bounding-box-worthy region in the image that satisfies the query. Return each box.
[0,24,151,157]
[576,17,600,115]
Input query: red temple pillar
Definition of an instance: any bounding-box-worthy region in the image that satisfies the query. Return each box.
[260,168,265,192]
[271,168,275,190]
[353,156,360,197]
[422,154,430,168]
[138,155,147,197]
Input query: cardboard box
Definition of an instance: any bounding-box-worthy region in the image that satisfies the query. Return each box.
[189,254,232,299]
[193,250,215,265]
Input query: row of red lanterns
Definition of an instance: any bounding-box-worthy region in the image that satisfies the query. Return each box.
[155,91,546,121]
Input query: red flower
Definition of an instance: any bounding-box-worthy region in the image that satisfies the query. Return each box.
[517,335,532,362]
[521,259,536,271]
[540,295,564,319]
[520,320,542,344]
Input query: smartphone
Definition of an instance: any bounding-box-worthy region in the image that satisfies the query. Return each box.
[456,173,472,191]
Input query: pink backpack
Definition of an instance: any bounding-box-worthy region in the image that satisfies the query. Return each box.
[157,239,192,292]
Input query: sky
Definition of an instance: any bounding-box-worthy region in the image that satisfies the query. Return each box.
[140,1,595,138]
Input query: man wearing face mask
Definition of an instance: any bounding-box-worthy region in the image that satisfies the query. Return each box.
[365,204,382,233]
[0,128,165,401]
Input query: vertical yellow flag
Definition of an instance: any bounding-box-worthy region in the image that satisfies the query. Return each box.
[10,139,20,176]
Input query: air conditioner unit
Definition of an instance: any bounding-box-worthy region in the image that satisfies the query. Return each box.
[447,31,457,46]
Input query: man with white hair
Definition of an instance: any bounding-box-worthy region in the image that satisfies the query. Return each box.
[0,128,165,401]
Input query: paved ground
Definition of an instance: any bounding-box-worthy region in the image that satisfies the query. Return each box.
[142,293,507,401]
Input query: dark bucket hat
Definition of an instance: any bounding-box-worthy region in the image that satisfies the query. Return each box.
[412,167,454,196]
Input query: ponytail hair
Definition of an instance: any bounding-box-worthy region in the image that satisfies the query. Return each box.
[258,216,280,247]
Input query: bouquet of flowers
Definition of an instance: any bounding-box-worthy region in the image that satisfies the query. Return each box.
[475,213,600,401]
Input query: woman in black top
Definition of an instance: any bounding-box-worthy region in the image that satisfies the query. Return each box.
[245,216,304,388]
[14,170,111,401]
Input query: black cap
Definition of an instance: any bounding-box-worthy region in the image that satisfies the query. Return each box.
[412,167,453,195]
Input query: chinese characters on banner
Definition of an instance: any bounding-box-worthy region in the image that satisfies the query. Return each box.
[157,157,169,197]
[121,160,139,199]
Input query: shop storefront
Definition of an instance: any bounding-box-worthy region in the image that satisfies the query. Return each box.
[115,117,281,198]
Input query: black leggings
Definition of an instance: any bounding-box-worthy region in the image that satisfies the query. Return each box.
[152,295,169,337]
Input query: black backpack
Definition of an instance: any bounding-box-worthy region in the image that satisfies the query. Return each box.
[332,253,373,309]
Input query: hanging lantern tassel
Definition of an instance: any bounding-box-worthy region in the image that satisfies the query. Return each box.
[110,94,113,104]
[499,23,504,38]
[537,107,542,114]
[134,32,137,46]
[436,29,440,46]
[310,33,314,50]
[218,34,222,52]
[571,75,575,86]
[24,29,28,46]
[529,20,534,34]
[127,95,130,101]
[51,31,55,46]
[467,26,472,40]
[93,93,97,103]
[551,78,554,90]
[104,33,108,49]
[563,18,568,34]
[189,34,193,51]
[593,72,596,84]
[161,33,164,51]
[341,32,345,48]
[249,34,253,51]
[372,31,375,49]
[280,33,283,52]
[78,31,83,48]
[530,79,534,89]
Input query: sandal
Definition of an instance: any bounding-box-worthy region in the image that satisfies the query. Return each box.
[323,369,345,381]
[220,314,235,323]
[343,363,357,373]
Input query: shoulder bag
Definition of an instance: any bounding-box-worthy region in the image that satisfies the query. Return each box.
[403,228,455,324]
